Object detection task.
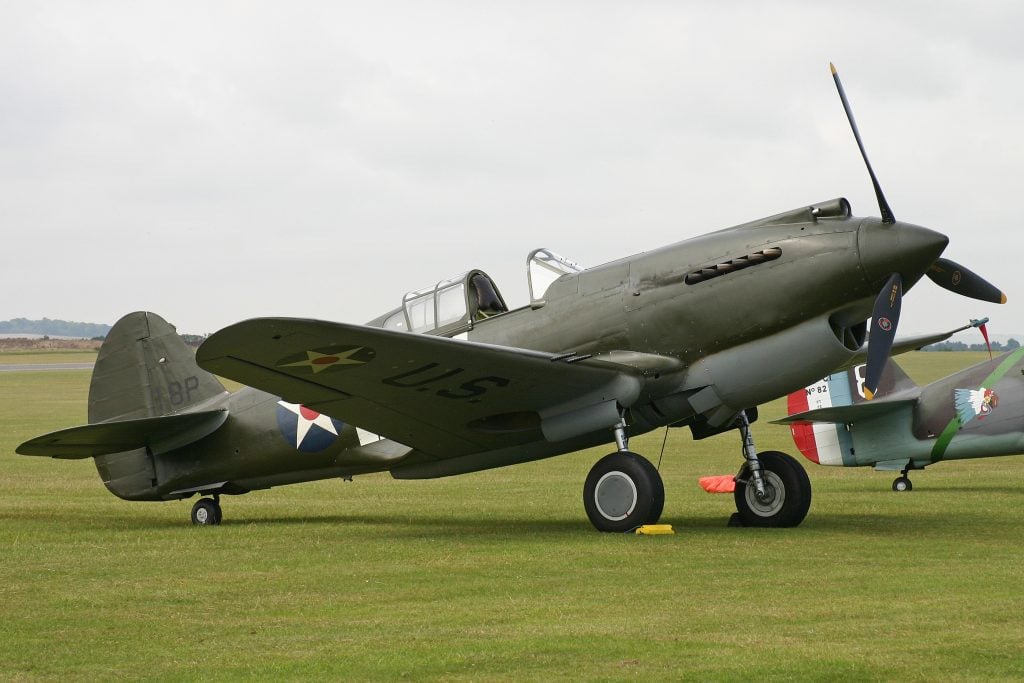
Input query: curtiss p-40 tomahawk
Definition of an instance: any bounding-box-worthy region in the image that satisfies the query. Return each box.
[17,65,1008,530]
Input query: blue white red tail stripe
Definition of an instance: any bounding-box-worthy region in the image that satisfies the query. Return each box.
[787,371,856,467]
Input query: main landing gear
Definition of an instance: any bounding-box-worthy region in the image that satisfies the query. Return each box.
[582,410,813,532]
[732,411,812,527]
[583,416,665,532]
[191,495,223,526]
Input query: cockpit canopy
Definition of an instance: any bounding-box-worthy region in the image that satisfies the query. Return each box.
[369,270,509,335]
[527,248,582,305]
[366,249,582,335]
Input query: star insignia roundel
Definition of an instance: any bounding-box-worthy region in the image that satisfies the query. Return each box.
[276,345,376,374]
[276,401,346,452]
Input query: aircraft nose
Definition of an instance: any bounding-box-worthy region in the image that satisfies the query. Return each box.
[858,218,949,288]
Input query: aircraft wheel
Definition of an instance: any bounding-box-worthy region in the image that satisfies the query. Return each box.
[191,498,222,526]
[892,476,912,492]
[583,451,664,533]
[734,451,811,528]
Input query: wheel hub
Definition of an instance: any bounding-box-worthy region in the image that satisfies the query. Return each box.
[594,471,637,521]
[743,471,785,517]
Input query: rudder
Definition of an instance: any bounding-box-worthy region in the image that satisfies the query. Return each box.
[89,312,227,423]
[785,360,917,466]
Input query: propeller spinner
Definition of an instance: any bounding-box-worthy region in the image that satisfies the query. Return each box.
[830,63,1007,399]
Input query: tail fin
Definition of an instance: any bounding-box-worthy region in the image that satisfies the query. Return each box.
[17,312,230,501]
[784,360,917,466]
[89,311,227,423]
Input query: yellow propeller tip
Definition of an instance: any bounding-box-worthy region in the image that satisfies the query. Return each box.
[863,387,875,401]
[830,62,837,75]
[1001,293,1008,304]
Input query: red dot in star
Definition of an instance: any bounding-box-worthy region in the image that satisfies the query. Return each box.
[299,406,320,420]
[312,356,339,365]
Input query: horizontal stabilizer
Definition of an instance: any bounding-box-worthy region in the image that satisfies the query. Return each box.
[16,409,229,459]
[774,398,916,425]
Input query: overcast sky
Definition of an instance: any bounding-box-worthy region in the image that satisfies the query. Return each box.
[2,2,1022,340]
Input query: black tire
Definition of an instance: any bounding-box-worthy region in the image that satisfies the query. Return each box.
[212,499,223,524]
[583,451,665,532]
[733,451,811,528]
[892,476,912,492]
[191,498,221,526]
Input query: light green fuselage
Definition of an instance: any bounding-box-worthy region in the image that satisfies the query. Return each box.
[846,352,1024,471]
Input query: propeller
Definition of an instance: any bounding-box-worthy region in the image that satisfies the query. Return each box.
[830,62,895,224]
[927,258,1007,304]
[830,63,1007,398]
[863,274,902,400]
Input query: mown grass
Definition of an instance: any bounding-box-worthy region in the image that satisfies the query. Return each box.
[1,352,1022,681]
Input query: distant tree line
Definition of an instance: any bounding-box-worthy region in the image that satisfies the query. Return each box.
[0,317,111,338]
[180,334,208,347]
[0,318,207,346]
[924,338,1021,352]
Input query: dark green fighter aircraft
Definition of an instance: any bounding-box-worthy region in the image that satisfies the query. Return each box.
[16,65,1008,530]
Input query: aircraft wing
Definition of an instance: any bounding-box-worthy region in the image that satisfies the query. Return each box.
[197,318,654,459]
[838,326,978,371]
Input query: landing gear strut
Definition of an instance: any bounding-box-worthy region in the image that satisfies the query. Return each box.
[191,495,223,526]
[583,414,665,532]
[732,411,812,527]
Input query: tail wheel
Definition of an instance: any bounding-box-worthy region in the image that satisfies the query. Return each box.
[892,476,912,492]
[191,498,222,526]
[734,451,811,528]
[583,451,664,533]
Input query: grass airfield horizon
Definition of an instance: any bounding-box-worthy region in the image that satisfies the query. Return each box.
[2,351,1023,680]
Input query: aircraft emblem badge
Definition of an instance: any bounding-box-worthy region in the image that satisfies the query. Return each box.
[276,401,346,452]
[954,387,999,425]
[277,345,375,373]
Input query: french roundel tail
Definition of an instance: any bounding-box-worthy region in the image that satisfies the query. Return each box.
[784,372,855,466]
[782,360,917,466]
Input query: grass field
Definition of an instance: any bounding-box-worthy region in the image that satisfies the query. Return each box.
[2,351,1022,680]
[0,349,99,365]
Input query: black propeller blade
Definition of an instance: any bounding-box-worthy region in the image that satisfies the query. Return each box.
[927,257,1007,304]
[830,62,896,225]
[831,63,1007,392]
[864,273,903,400]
